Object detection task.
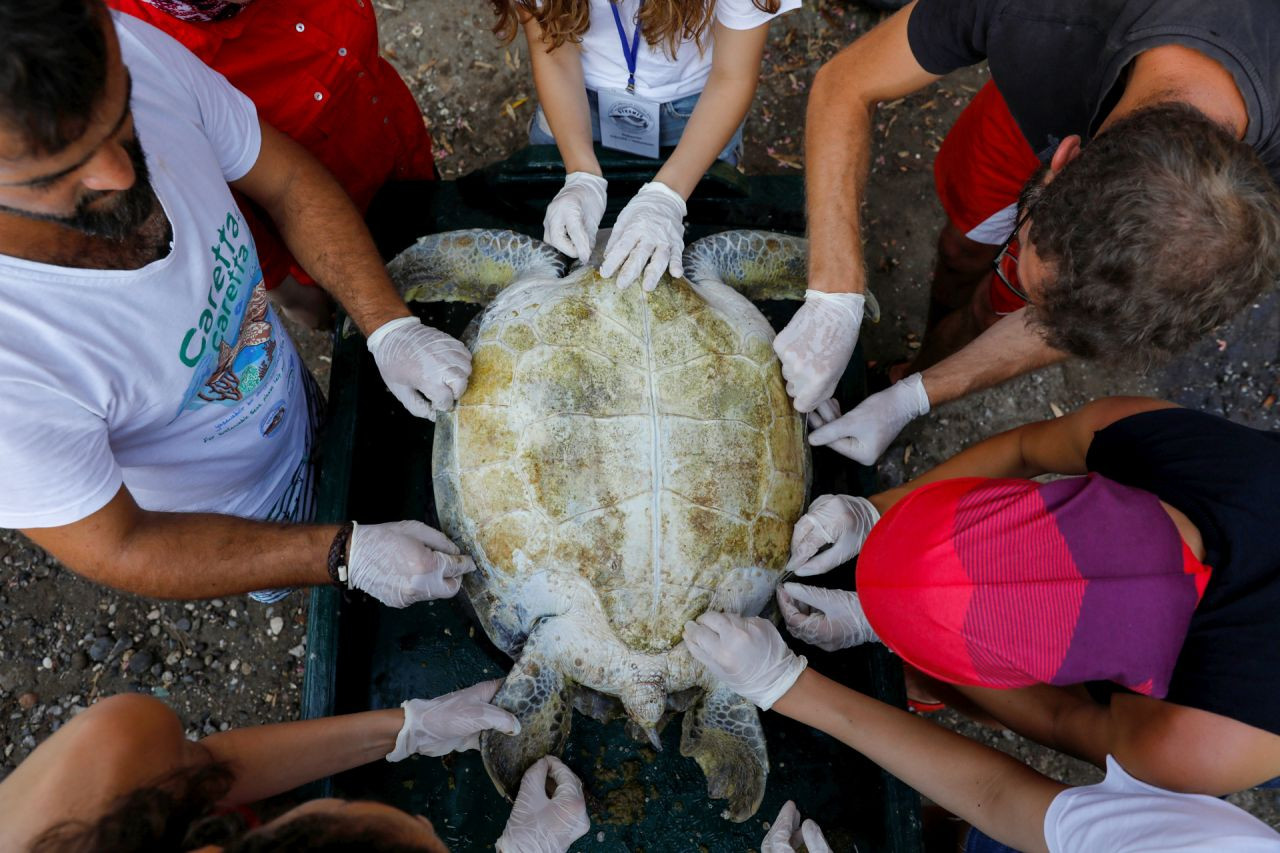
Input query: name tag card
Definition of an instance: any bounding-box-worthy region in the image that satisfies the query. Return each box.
[598,89,661,159]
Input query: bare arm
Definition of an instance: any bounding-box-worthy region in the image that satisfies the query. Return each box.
[870,396,1178,512]
[21,486,334,598]
[524,16,600,176]
[774,670,1063,853]
[919,308,1068,406]
[230,122,411,338]
[0,694,404,848]
[805,2,939,294]
[198,709,405,806]
[654,21,770,197]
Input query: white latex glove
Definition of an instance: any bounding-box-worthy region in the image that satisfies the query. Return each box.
[773,291,865,413]
[788,494,881,576]
[387,679,521,760]
[777,582,880,653]
[495,756,591,853]
[600,181,686,291]
[543,172,608,260]
[682,612,807,711]
[367,316,471,421]
[762,800,833,853]
[808,373,931,465]
[347,520,475,608]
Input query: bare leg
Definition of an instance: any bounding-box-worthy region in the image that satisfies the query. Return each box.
[890,223,1001,382]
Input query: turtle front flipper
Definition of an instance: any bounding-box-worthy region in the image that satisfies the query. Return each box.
[683,229,881,322]
[387,229,567,306]
[481,628,573,799]
[680,684,769,822]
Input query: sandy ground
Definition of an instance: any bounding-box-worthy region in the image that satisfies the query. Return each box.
[1,0,1277,841]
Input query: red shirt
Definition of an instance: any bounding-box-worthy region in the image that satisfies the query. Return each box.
[109,0,436,287]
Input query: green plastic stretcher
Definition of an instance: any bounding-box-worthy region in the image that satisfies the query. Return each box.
[301,146,923,852]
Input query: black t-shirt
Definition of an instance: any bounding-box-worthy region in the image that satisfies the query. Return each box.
[1086,407,1280,735]
[907,0,1280,181]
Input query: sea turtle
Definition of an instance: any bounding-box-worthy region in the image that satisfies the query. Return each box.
[385,228,878,822]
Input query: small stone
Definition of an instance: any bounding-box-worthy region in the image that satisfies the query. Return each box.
[146,609,160,621]
[17,693,37,710]
[269,617,284,636]
[175,618,192,632]
[240,663,253,677]
[40,657,52,670]
[165,652,181,666]
[87,637,112,662]
[71,651,90,671]
[229,660,240,673]
[128,651,154,674]
[287,644,305,658]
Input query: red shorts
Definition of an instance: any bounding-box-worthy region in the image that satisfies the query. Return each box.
[933,81,1041,315]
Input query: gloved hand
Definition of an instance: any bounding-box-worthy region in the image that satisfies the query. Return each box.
[788,493,881,576]
[808,373,931,465]
[543,172,608,260]
[600,181,686,291]
[347,520,475,608]
[773,290,866,413]
[387,679,521,761]
[682,613,807,710]
[777,582,879,653]
[367,316,471,421]
[762,800,833,853]
[495,756,591,853]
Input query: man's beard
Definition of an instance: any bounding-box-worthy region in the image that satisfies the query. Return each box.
[0,135,159,241]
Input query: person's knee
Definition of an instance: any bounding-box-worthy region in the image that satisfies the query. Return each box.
[967,274,1001,332]
[937,223,1001,276]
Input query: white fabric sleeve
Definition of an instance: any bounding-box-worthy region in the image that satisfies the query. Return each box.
[716,0,802,30]
[114,13,261,181]
[0,381,123,529]
[1044,757,1280,853]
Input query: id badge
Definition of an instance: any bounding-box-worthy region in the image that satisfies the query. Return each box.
[598,89,661,158]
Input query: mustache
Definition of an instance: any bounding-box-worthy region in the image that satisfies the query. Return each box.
[0,134,159,241]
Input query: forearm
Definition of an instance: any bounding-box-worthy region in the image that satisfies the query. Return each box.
[251,133,410,337]
[920,309,1068,406]
[201,709,404,806]
[78,512,333,598]
[655,71,755,197]
[774,670,1061,853]
[528,32,599,175]
[804,67,875,294]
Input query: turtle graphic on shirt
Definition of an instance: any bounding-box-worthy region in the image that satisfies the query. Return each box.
[198,285,277,404]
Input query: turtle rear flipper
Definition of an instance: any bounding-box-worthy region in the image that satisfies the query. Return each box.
[481,631,573,799]
[680,684,769,822]
[683,229,881,322]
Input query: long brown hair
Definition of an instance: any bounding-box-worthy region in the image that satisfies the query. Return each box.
[491,0,781,58]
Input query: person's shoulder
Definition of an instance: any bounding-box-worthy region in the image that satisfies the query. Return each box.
[110,8,206,83]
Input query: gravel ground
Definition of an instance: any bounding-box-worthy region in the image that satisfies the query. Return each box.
[1,0,1277,838]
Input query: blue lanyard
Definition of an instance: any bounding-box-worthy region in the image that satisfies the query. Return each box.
[610,2,642,94]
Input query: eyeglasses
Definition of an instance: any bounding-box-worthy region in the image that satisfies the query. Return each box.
[992,206,1033,304]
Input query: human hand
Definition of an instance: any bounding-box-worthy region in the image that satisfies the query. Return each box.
[495,756,591,853]
[777,583,879,653]
[600,181,686,291]
[773,291,865,413]
[682,613,807,710]
[386,679,521,761]
[543,172,608,260]
[367,316,471,420]
[761,800,833,853]
[788,494,880,576]
[807,373,930,465]
[346,520,475,608]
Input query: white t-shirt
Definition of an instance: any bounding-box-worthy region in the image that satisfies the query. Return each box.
[0,13,312,529]
[577,0,802,102]
[1044,756,1280,853]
